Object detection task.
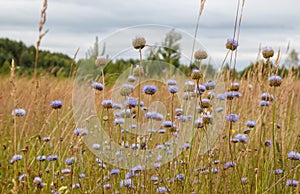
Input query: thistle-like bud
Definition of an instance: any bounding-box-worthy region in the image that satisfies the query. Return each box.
[95,56,107,66]
[191,69,203,80]
[132,36,146,50]
[226,38,238,51]
[194,50,208,60]
[262,47,274,59]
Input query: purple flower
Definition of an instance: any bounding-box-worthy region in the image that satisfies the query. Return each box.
[61,168,71,174]
[73,128,88,136]
[225,91,242,100]
[217,93,226,101]
[124,97,138,108]
[145,111,164,121]
[274,169,283,175]
[156,186,169,193]
[48,155,58,161]
[246,120,256,128]
[142,85,157,95]
[10,154,22,164]
[93,144,101,150]
[175,173,185,181]
[215,107,224,112]
[36,155,47,161]
[261,93,274,101]
[92,82,104,91]
[195,84,206,95]
[226,114,239,122]
[114,118,124,125]
[102,100,113,109]
[11,108,26,117]
[18,174,27,182]
[269,75,282,87]
[120,179,134,188]
[265,140,272,148]
[226,38,238,50]
[231,134,247,143]
[168,86,179,94]
[287,151,300,160]
[204,80,216,90]
[223,161,237,170]
[286,179,298,187]
[194,118,204,128]
[259,100,271,107]
[127,75,136,83]
[110,169,120,175]
[162,121,175,128]
[65,157,76,165]
[166,79,177,86]
[33,177,42,184]
[51,100,62,109]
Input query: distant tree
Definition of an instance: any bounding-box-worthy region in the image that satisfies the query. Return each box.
[147,29,182,68]
[285,49,299,67]
[0,60,11,74]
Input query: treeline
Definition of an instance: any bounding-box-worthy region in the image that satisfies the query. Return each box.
[0,38,74,77]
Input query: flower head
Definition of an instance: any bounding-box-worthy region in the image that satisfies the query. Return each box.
[11,108,26,117]
[142,85,157,95]
[261,93,274,101]
[168,86,179,94]
[132,36,146,49]
[259,100,271,107]
[226,38,238,51]
[166,79,177,86]
[127,75,136,83]
[191,69,203,80]
[204,80,216,90]
[287,151,300,160]
[125,97,138,108]
[10,154,23,164]
[246,120,256,128]
[223,161,237,170]
[226,114,239,123]
[268,75,282,87]
[230,82,240,91]
[264,140,272,148]
[120,84,134,96]
[286,179,298,187]
[194,50,208,60]
[92,82,104,91]
[133,65,144,77]
[95,56,107,66]
[51,100,62,109]
[102,100,113,109]
[262,47,274,59]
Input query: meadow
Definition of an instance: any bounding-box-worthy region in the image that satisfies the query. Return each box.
[1,0,300,193]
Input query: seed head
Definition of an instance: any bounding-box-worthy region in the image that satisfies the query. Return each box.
[191,69,203,80]
[268,75,282,87]
[95,56,107,66]
[132,36,146,50]
[262,47,274,59]
[194,50,208,60]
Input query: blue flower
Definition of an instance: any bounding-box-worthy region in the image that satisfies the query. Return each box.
[114,118,124,125]
[286,179,298,187]
[51,100,62,109]
[175,174,185,181]
[259,100,270,107]
[48,155,58,161]
[145,111,163,121]
[287,151,300,160]
[162,121,175,128]
[93,144,101,150]
[11,108,26,117]
[204,81,216,90]
[195,84,206,95]
[33,177,42,184]
[156,186,169,193]
[10,154,22,164]
[127,75,136,83]
[168,86,179,94]
[194,118,204,128]
[231,134,247,143]
[274,169,283,175]
[92,82,104,91]
[18,174,27,182]
[264,140,271,148]
[61,168,71,174]
[102,100,113,109]
[166,79,177,86]
[142,85,157,95]
[225,91,242,100]
[65,157,76,165]
[269,75,282,87]
[217,94,226,101]
[215,107,224,112]
[261,93,274,101]
[226,114,239,122]
[226,38,238,50]
[110,169,120,175]
[124,97,138,108]
[36,155,47,161]
[223,161,236,170]
[246,120,256,128]
[73,128,88,136]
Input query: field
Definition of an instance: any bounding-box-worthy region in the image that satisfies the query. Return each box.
[0,59,299,193]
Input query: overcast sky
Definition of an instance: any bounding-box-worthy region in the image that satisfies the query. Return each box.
[0,0,299,69]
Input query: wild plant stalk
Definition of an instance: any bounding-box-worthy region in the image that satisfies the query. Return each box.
[34,0,49,79]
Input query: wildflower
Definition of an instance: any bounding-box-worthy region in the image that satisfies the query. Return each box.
[226,114,239,123]
[103,183,111,189]
[33,177,42,184]
[156,186,169,193]
[133,65,144,77]
[230,82,240,91]
[166,79,177,86]
[274,169,283,175]
[241,177,248,184]
[225,91,242,100]
[162,121,175,128]
[287,151,300,160]
[182,142,191,149]
[204,80,215,90]
[226,38,238,51]
[286,179,298,187]
[127,75,136,83]
[48,155,58,161]
[93,144,101,150]
[203,114,213,124]
[191,69,203,80]
[232,134,247,143]
[92,82,104,91]
[168,86,179,94]
[120,84,134,96]
[79,173,85,178]
[37,155,47,162]
[11,108,26,117]
[175,108,183,116]
[143,85,157,95]
[102,100,113,109]
[114,118,124,125]
[175,174,185,181]
[10,154,22,164]
[261,93,274,101]
[73,128,88,136]
[217,93,226,101]
[145,111,164,121]
[216,107,224,112]
[65,157,76,165]
[268,75,282,87]
[264,140,271,148]
[259,100,270,107]
[211,168,219,174]
[95,56,107,66]
[194,118,204,128]
[157,129,166,133]
[61,168,71,174]
[51,100,62,109]
[112,103,122,109]
[132,36,146,49]
[43,136,50,142]
[246,120,256,128]
[262,47,274,59]
[110,169,120,175]
[120,179,134,188]
[223,161,237,170]
[194,50,208,60]
[19,174,27,182]
[124,97,138,108]
[243,128,251,134]
[72,183,81,189]
[200,98,210,108]
[151,176,159,181]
